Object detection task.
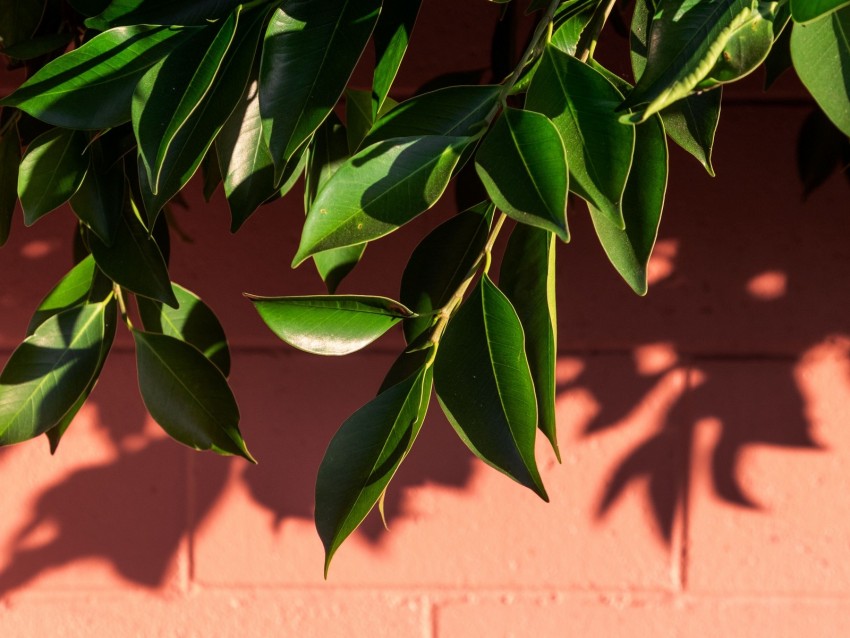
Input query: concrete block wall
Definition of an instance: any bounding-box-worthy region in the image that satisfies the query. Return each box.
[2,2,849,635]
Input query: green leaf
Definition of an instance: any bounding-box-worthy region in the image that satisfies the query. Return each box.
[1,33,73,61]
[69,0,110,17]
[87,0,243,28]
[306,113,365,293]
[316,364,432,576]
[133,330,254,462]
[89,203,177,307]
[138,283,231,376]
[791,8,850,137]
[70,139,124,245]
[0,0,44,49]
[499,224,559,460]
[133,10,238,194]
[400,202,492,344]
[372,0,422,118]
[363,85,500,146]
[0,302,107,445]
[345,88,374,154]
[47,298,117,454]
[434,275,548,500]
[259,0,381,169]
[527,46,634,227]
[630,0,720,175]
[474,107,569,241]
[549,3,595,55]
[293,135,469,265]
[201,145,221,201]
[0,26,188,129]
[247,294,415,356]
[27,255,103,335]
[0,124,20,246]
[18,127,88,225]
[791,0,850,24]
[764,11,793,89]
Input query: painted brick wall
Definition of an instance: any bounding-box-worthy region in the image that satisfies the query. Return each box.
[2,3,850,636]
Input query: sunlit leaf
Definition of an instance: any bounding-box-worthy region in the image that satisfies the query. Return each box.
[345,88,374,154]
[372,0,422,118]
[27,255,107,335]
[87,0,243,28]
[791,0,850,24]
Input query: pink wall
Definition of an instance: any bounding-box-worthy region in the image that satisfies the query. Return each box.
[2,3,850,636]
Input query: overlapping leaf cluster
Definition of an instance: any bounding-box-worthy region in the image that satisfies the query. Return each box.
[0,0,848,573]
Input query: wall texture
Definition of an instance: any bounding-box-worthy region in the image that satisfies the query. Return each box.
[2,3,850,636]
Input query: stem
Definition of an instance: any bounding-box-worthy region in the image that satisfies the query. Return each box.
[576,0,617,62]
[114,285,134,330]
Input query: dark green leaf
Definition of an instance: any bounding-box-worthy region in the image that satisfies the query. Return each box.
[764,14,793,89]
[1,33,73,60]
[133,10,238,194]
[400,202,492,344]
[201,146,221,201]
[259,0,381,169]
[68,0,110,17]
[316,364,431,576]
[0,26,188,129]
[89,203,177,307]
[133,330,254,461]
[18,127,88,225]
[294,135,469,265]
[797,109,850,198]
[474,107,569,240]
[345,88,374,154]
[87,0,243,28]
[0,124,20,246]
[499,224,559,460]
[791,7,850,137]
[363,85,500,147]
[248,294,415,356]
[27,255,101,335]
[70,139,124,245]
[791,0,850,24]
[527,46,634,227]
[372,0,422,118]
[0,302,107,445]
[0,0,44,49]
[434,275,548,500]
[138,283,231,376]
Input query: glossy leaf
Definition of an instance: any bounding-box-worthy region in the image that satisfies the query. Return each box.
[316,365,431,575]
[0,26,188,130]
[0,302,107,445]
[791,8,850,137]
[70,139,124,245]
[27,255,102,335]
[293,135,469,265]
[87,0,243,28]
[434,275,548,500]
[138,283,231,376]
[527,46,634,227]
[0,125,20,246]
[259,0,381,169]
[363,85,499,146]
[372,0,422,117]
[475,108,569,241]
[791,0,850,24]
[400,202,492,344]
[248,294,415,356]
[499,224,559,460]
[89,204,177,307]
[133,330,254,461]
[549,3,595,55]
[345,88,374,154]
[630,0,720,175]
[133,10,238,194]
[18,127,88,225]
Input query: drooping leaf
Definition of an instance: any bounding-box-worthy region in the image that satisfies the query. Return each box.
[87,0,243,28]
[0,124,20,246]
[70,139,125,245]
[201,145,222,201]
[791,0,850,24]
[316,364,431,576]
[791,7,850,137]
[434,275,548,500]
[133,330,254,461]
[0,0,44,49]
[400,202,492,344]
[138,283,231,376]
[527,45,634,227]
[247,294,415,356]
[474,107,569,240]
[797,109,850,198]
[259,0,382,170]
[0,302,107,445]
[88,203,177,307]
[372,0,422,118]
[0,26,189,129]
[362,85,500,146]
[27,255,103,334]
[132,9,238,194]
[345,88,374,154]
[18,127,88,225]
[293,135,469,265]
[630,0,719,175]
[1,33,74,61]
[499,224,559,460]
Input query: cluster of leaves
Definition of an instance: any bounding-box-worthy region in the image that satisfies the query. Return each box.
[0,0,848,573]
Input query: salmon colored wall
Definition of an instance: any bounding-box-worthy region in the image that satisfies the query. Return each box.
[2,2,850,636]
